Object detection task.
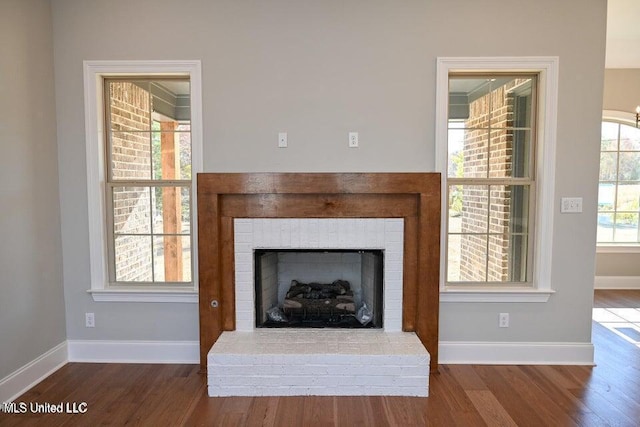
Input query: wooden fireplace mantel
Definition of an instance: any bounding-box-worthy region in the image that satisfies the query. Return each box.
[197,173,441,371]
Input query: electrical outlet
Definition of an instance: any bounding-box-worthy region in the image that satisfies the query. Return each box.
[348,132,359,148]
[499,313,509,328]
[85,312,95,328]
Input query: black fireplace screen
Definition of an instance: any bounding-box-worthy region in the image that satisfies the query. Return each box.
[254,249,384,328]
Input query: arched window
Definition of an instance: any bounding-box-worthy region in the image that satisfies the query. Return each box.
[598,120,640,244]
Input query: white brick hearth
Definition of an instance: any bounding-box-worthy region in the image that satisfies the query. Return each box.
[208,330,430,397]
[207,218,430,397]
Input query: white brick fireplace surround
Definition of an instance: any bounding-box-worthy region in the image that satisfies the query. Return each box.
[207,218,430,397]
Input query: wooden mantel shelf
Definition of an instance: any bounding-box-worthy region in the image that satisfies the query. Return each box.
[197,173,441,371]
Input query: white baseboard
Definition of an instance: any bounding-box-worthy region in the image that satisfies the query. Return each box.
[594,276,640,289]
[0,342,68,403]
[439,341,594,365]
[67,340,199,364]
[0,339,594,403]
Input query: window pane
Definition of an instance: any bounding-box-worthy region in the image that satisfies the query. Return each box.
[153,236,192,282]
[178,132,192,180]
[111,131,152,180]
[108,81,151,132]
[489,128,509,177]
[487,234,508,281]
[459,129,489,178]
[598,183,615,212]
[616,183,640,211]
[150,80,191,122]
[459,234,487,282]
[618,152,640,181]
[448,185,463,232]
[511,128,531,178]
[151,130,191,181]
[597,213,614,242]
[115,235,152,282]
[490,185,529,234]
[456,185,489,233]
[490,77,533,128]
[620,124,640,151]
[447,234,462,282]
[489,129,531,178]
[486,234,528,282]
[614,213,639,243]
[181,186,191,233]
[599,152,617,181]
[510,235,528,282]
[447,126,465,178]
[152,186,191,235]
[112,186,151,234]
[449,76,534,128]
[601,122,619,151]
[449,77,490,125]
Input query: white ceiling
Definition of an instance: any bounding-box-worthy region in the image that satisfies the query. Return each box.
[606,0,640,68]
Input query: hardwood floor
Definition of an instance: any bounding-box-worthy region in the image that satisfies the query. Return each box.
[1,290,639,426]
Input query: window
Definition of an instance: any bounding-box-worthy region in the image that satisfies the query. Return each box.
[597,119,640,245]
[84,61,202,302]
[446,75,536,284]
[105,78,192,284]
[436,57,558,302]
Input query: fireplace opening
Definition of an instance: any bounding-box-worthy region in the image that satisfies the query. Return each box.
[254,249,384,328]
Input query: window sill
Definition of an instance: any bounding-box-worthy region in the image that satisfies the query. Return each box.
[440,287,554,303]
[596,245,640,254]
[88,288,198,303]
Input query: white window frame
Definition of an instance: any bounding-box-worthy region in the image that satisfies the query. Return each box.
[597,110,640,253]
[83,60,203,303]
[436,57,559,303]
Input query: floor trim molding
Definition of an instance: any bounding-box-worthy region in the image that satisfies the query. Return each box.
[594,276,640,289]
[439,341,595,365]
[0,339,595,403]
[67,340,199,364]
[0,342,68,403]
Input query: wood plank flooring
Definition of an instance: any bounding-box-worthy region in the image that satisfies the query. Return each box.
[1,290,639,426]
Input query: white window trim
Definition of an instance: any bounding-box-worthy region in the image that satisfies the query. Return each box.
[436,57,559,303]
[603,109,637,125]
[83,60,203,303]
[596,110,640,253]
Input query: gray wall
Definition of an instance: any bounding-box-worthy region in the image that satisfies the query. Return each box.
[597,68,640,278]
[0,0,66,379]
[51,0,606,345]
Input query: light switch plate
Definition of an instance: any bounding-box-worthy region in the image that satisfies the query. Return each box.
[561,197,582,213]
[278,132,287,148]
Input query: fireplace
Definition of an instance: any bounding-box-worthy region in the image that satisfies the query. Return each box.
[254,249,384,329]
[197,172,441,374]
[233,217,405,333]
